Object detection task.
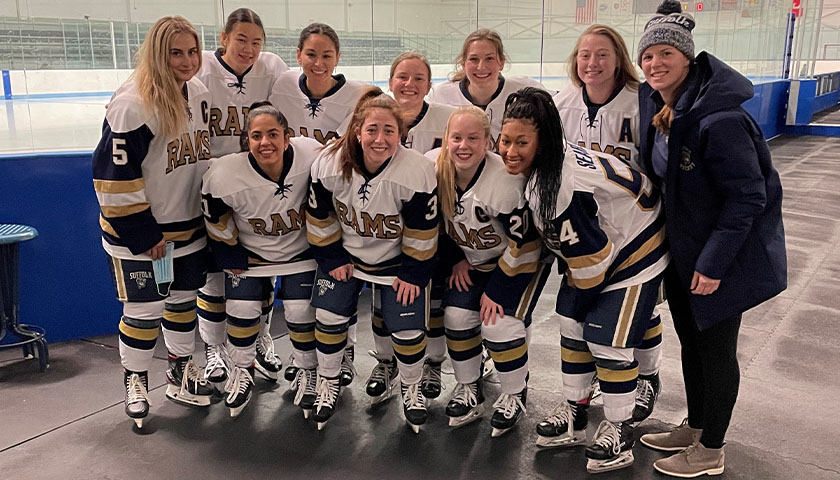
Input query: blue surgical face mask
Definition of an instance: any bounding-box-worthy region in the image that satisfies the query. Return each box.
[152,241,174,296]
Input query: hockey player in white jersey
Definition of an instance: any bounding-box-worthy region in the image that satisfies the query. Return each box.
[195,7,290,392]
[500,88,668,473]
[428,29,546,148]
[306,88,438,432]
[202,102,321,418]
[434,106,546,437]
[359,52,455,403]
[552,24,664,430]
[269,23,368,146]
[269,23,368,385]
[93,16,214,428]
[553,24,641,170]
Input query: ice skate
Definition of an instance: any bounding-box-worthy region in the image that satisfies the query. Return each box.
[590,374,602,404]
[292,367,317,419]
[401,381,427,434]
[339,346,356,386]
[480,347,495,379]
[124,370,151,428]
[284,354,298,386]
[632,372,661,424]
[203,342,230,385]
[365,352,399,406]
[445,380,484,428]
[420,359,443,399]
[490,387,527,437]
[585,420,635,473]
[225,365,254,418]
[254,333,281,382]
[165,354,213,407]
[312,375,341,430]
[536,399,589,448]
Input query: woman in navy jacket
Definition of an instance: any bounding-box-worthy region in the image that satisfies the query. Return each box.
[635,1,786,477]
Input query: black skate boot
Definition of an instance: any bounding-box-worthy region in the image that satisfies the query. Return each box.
[365,354,399,406]
[536,399,589,448]
[445,380,485,428]
[203,342,229,385]
[312,375,341,430]
[292,367,318,419]
[339,346,356,386]
[420,359,443,399]
[585,420,635,473]
[165,353,213,407]
[632,372,661,424]
[224,365,254,418]
[254,333,281,382]
[490,386,527,437]
[124,370,151,428]
[401,381,428,434]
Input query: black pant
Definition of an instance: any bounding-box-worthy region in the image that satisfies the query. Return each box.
[664,265,741,449]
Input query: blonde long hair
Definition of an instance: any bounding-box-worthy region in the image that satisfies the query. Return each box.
[132,16,201,138]
[567,24,639,91]
[435,106,491,219]
[451,29,508,82]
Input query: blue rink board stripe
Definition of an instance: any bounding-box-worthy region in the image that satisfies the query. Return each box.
[2,70,11,99]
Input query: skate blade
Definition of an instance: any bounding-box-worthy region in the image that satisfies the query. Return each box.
[166,385,212,407]
[302,408,311,419]
[133,418,144,428]
[409,423,422,434]
[536,434,587,448]
[482,359,496,379]
[586,452,634,474]
[317,421,328,431]
[255,365,279,382]
[369,390,396,406]
[448,406,484,428]
[491,426,513,438]
[229,404,247,418]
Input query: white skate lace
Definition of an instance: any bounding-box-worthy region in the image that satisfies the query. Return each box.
[126,373,151,406]
[340,348,357,377]
[492,392,526,420]
[592,420,622,455]
[636,379,654,409]
[421,362,444,391]
[184,358,210,390]
[257,333,281,367]
[204,344,229,379]
[293,368,316,406]
[315,376,339,412]
[544,399,577,436]
[366,358,394,385]
[451,382,479,408]
[402,382,426,412]
[225,366,253,404]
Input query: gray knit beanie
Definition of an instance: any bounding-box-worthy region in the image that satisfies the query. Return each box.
[637,0,696,64]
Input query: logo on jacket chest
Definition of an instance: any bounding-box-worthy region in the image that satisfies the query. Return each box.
[679,146,695,171]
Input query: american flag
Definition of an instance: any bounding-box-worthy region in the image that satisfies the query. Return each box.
[576,0,597,23]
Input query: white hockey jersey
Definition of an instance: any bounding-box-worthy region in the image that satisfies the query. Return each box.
[269,72,368,145]
[527,141,668,312]
[201,137,321,276]
[428,76,546,146]
[306,145,438,286]
[553,85,640,170]
[196,50,289,157]
[441,152,541,305]
[403,102,455,154]
[93,77,211,260]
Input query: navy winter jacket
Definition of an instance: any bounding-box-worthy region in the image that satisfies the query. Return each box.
[639,52,787,330]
